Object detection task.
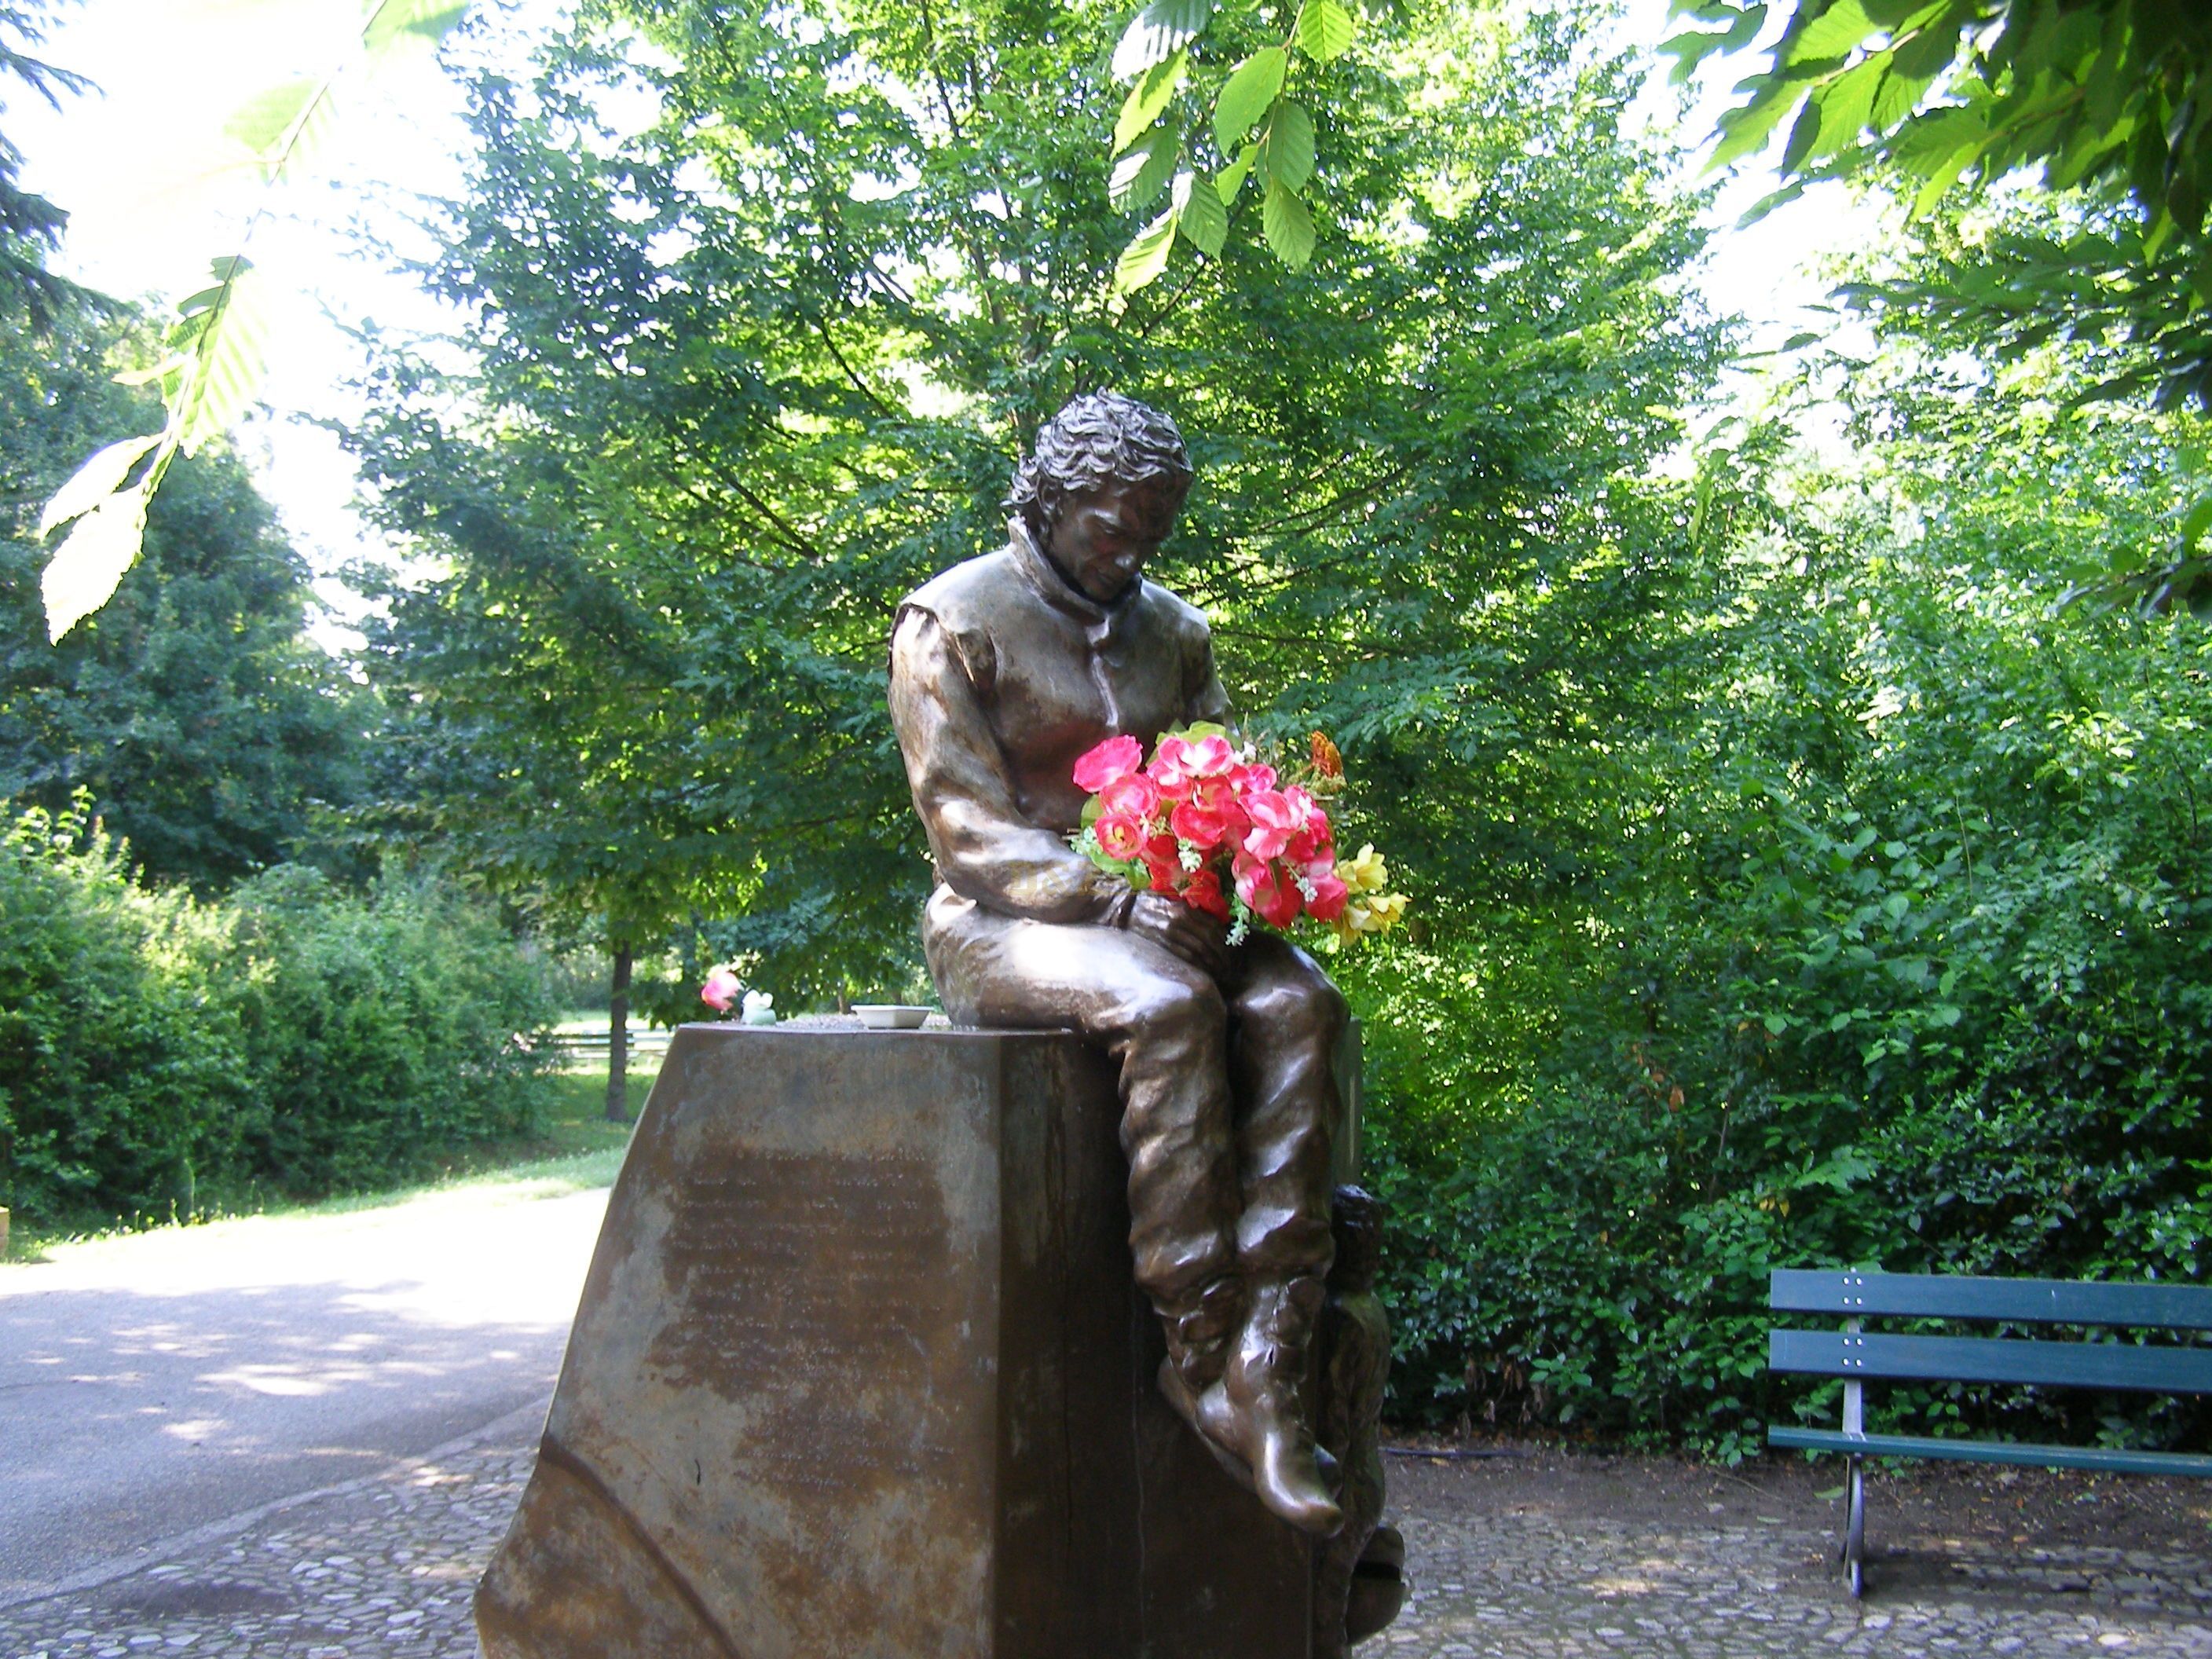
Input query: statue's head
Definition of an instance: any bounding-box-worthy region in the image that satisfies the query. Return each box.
[1008,391,1193,602]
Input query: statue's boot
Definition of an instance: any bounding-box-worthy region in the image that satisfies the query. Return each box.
[1175,1276,1341,1536]
[1157,1360,1341,1501]
[1345,1522,1408,1642]
[1155,1273,1243,1440]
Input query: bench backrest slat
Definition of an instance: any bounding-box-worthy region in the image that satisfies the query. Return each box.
[1770,1269,2212,1331]
[1771,1329,2212,1395]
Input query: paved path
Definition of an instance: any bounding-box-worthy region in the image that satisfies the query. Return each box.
[0,1178,608,1607]
[6,1182,2209,1656]
[4,1421,2209,1656]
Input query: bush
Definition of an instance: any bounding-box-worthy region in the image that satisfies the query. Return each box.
[220,866,557,1194]
[1347,488,2212,1460]
[0,804,558,1228]
[0,806,248,1223]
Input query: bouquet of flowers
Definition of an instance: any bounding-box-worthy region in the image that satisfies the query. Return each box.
[1069,723,1409,947]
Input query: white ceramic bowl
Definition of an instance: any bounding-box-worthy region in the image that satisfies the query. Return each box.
[853,1004,932,1030]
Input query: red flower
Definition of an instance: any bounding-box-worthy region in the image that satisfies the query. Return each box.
[1303,855,1350,922]
[1152,732,1236,789]
[1170,798,1232,850]
[1139,831,1184,892]
[1182,866,1231,921]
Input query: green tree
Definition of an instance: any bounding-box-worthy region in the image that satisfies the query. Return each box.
[0,0,88,326]
[350,0,1726,1082]
[1665,0,2212,613]
[1,301,365,888]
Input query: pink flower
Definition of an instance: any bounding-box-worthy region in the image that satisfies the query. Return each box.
[1188,774,1238,815]
[1095,811,1148,862]
[1241,789,1306,860]
[701,967,742,1013]
[1306,875,1350,921]
[1236,858,1303,929]
[1284,786,1330,842]
[1151,732,1236,789]
[1073,734,1143,793]
[1305,866,1350,922]
[1099,771,1163,822]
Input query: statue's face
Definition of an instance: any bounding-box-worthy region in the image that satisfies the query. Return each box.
[1043,478,1184,603]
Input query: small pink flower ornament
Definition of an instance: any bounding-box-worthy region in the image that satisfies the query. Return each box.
[701,965,743,1013]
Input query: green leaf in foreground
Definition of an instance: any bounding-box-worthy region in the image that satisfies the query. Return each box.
[362,0,471,57]
[169,256,271,455]
[1110,129,1181,214]
[1114,203,1180,292]
[1115,52,1186,154]
[1214,46,1288,155]
[1262,176,1315,266]
[223,79,318,157]
[37,431,162,539]
[1111,0,1214,82]
[1218,144,1256,203]
[1292,0,1355,62]
[1263,99,1316,192]
[1175,171,1228,255]
[41,490,151,644]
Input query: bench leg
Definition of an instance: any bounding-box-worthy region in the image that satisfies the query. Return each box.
[1838,1353,1866,1597]
[1843,1454,1865,1599]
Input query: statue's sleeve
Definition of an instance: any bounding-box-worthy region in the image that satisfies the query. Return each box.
[1185,618,1233,726]
[888,604,1121,925]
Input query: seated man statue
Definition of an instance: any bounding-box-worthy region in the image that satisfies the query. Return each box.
[888,390,1350,1536]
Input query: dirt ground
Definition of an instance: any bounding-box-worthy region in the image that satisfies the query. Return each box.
[1385,1439,2212,1555]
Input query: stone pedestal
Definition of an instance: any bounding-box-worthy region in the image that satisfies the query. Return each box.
[477,1024,1339,1659]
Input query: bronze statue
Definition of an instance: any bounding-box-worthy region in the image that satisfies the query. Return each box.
[888,391,1382,1563]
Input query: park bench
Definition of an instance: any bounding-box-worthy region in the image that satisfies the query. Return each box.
[1766,1268,2212,1596]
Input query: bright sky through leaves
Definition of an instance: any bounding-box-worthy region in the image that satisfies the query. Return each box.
[10,0,1872,645]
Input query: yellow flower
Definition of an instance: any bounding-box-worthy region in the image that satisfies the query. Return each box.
[1342,844,1390,895]
[1332,888,1410,943]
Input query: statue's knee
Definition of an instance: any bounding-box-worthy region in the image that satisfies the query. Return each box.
[1126,973,1225,1046]
[1246,973,1348,1042]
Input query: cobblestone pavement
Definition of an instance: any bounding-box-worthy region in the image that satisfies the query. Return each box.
[4,1426,2209,1657]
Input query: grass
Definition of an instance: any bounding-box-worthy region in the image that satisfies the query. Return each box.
[1,1060,659,1265]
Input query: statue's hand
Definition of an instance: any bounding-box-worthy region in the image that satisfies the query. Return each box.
[1123,891,1231,979]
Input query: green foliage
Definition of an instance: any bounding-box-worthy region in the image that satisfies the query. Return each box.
[0,803,247,1226]
[353,2,1720,1011]
[1671,0,2212,616]
[218,864,556,1194]
[1,300,364,888]
[1349,326,2212,1455]
[0,801,558,1228]
[1105,0,1357,287]
[0,0,89,328]
[1669,0,2212,270]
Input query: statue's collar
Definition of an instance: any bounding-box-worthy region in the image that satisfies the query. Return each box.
[1009,518,1142,627]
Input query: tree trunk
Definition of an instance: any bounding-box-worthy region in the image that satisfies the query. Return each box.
[605,941,633,1123]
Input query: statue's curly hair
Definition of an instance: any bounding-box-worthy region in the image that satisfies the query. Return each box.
[1005,390,1193,540]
